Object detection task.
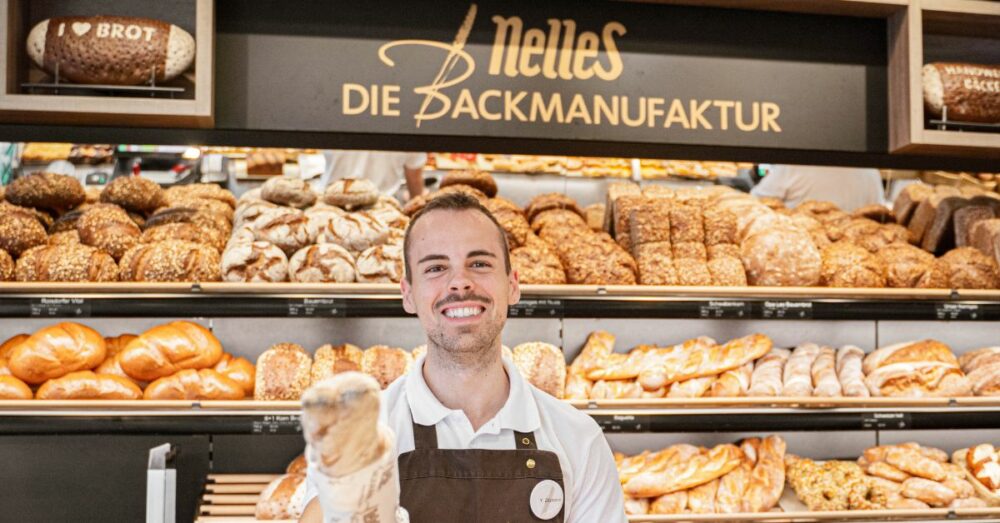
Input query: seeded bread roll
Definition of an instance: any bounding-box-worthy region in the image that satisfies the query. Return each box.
[439,169,498,198]
[146,207,232,237]
[255,343,312,401]
[511,236,566,284]
[260,177,317,209]
[47,230,80,246]
[361,345,412,389]
[669,204,704,244]
[141,222,226,253]
[164,184,237,209]
[221,240,289,282]
[119,240,221,282]
[49,209,84,234]
[76,204,141,260]
[15,243,118,282]
[484,198,530,248]
[101,176,165,212]
[703,207,738,246]
[310,344,364,384]
[512,342,566,398]
[708,256,748,286]
[674,258,712,286]
[323,179,379,210]
[877,243,949,288]
[288,243,356,283]
[940,247,1000,289]
[0,208,48,257]
[0,249,13,281]
[317,212,388,254]
[251,208,311,256]
[4,172,85,211]
[355,243,404,283]
[628,201,672,248]
[634,241,676,285]
[820,241,886,288]
[166,196,234,221]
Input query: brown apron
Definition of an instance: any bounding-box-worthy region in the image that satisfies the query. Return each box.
[398,418,565,522]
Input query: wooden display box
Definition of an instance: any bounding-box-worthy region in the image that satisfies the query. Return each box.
[889,0,1000,157]
[0,0,213,127]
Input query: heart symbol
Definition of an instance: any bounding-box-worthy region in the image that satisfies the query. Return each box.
[71,22,91,37]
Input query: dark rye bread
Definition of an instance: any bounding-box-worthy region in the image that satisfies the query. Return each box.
[145,207,232,237]
[893,184,934,226]
[970,219,1000,264]
[954,206,996,248]
[15,243,118,282]
[0,207,48,257]
[76,204,141,261]
[4,172,85,211]
[920,196,972,254]
[119,240,221,282]
[101,176,165,213]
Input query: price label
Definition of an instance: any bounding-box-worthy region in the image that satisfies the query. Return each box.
[287,298,344,317]
[595,414,650,433]
[509,299,563,318]
[30,298,90,317]
[699,300,750,319]
[935,303,981,320]
[252,415,302,435]
[761,301,813,319]
[861,412,911,430]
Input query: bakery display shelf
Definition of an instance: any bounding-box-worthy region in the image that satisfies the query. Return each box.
[5,398,1000,434]
[1,283,998,321]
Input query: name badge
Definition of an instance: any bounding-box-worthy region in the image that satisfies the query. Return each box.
[530,479,564,520]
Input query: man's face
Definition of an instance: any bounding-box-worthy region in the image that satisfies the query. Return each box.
[401,209,520,358]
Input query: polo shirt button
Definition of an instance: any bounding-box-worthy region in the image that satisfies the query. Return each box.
[526,459,536,469]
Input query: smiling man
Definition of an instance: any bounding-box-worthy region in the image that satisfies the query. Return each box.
[300,192,625,522]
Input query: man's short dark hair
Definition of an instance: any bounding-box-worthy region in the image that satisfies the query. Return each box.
[403,193,511,282]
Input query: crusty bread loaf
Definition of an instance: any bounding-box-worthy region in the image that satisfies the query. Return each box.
[0,334,28,359]
[628,200,672,247]
[147,206,232,238]
[164,184,236,209]
[923,63,1000,123]
[361,345,412,389]
[213,353,256,395]
[624,443,744,498]
[877,243,949,289]
[740,224,821,286]
[36,370,142,400]
[221,240,288,282]
[288,243,356,283]
[940,246,1000,289]
[14,243,118,282]
[8,322,106,385]
[0,375,32,399]
[322,179,379,210]
[119,240,221,282]
[76,204,141,260]
[118,321,223,382]
[836,345,870,398]
[101,176,165,212]
[143,368,245,400]
[484,198,530,248]
[747,348,790,397]
[254,343,312,401]
[525,193,584,222]
[820,241,886,288]
[260,177,317,209]
[954,206,995,248]
[742,435,786,513]
[0,248,13,281]
[141,222,226,253]
[865,362,971,397]
[959,346,1000,373]
[315,211,388,255]
[634,241,677,285]
[511,234,566,284]
[355,243,404,283]
[255,473,307,520]
[512,342,567,398]
[970,219,1000,264]
[863,339,961,375]
[4,172,84,211]
[251,208,311,256]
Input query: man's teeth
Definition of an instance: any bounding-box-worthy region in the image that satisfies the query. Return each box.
[445,307,483,318]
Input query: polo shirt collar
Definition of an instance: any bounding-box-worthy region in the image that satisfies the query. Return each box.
[404,353,542,434]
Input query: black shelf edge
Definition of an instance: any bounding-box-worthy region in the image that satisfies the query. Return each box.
[2,295,999,321]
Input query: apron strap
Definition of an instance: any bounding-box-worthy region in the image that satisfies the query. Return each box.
[514,431,538,450]
[412,421,439,450]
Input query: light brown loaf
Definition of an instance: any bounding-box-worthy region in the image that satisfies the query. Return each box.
[213,353,256,395]
[118,321,223,382]
[923,63,1000,123]
[260,177,317,209]
[143,368,245,400]
[4,172,85,211]
[512,342,567,399]
[35,370,142,400]
[141,222,226,253]
[254,343,312,401]
[288,243,356,283]
[119,240,221,282]
[15,243,119,282]
[0,375,32,399]
[8,322,106,384]
[323,178,379,210]
[361,345,412,389]
[101,176,165,213]
[0,207,48,257]
[941,247,1000,289]
[221,240,288,282]
[255,473,307,520]
[76,204,141,260]
[310,343,363,384]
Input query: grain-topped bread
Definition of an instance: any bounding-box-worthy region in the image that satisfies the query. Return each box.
[146,207,232,237]
[323,179,379,210]
[525,193,583,222]
[940,247,1000,289]
[76,204,141,260]
[260,177,317,209]
[0,249,13,281]
[0,208,47,257]
[512,342,566,398]
[4,172,85,211]
[361,345,412,389]
[15,243,118,282]
[119,239,221,282]
[439,169,498,197]
[255,343,312,401]
[820,241,886,288]
[101,176,165,212]
[877,243,949,289]
[221,240,289,282]
[310,343,363,384]
[164,184,237,209]
[141,222,226,253]
[510,236,566,284]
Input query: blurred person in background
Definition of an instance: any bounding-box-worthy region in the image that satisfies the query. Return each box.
[751,164,885,212]
[318,150,427,201]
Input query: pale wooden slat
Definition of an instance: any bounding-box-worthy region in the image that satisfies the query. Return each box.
[199,506,255,516]
[205,484,270,494]
[203,494,260,505]
[196,518,293,523]
[208,474,280,484]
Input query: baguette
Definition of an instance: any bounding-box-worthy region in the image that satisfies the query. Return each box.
[624,444,743,498]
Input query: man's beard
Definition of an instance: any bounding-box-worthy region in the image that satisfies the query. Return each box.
[426,292,506,366]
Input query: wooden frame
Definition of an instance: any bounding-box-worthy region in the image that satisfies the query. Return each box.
[0,0,213,127]
[889,0,1000,157]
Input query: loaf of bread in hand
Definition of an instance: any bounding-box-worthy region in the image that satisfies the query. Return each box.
[143,368,245,400]
[118,321,223,382]
[8,322,106,384]
[36,370,142,399]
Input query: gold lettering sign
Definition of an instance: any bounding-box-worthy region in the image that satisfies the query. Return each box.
[344,3,782,134]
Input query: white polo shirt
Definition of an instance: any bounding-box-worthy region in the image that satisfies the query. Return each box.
[304,356,627,522]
